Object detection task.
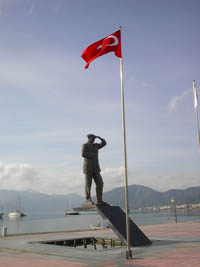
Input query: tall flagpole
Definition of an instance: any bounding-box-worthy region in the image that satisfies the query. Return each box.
[193,80,200,152]
[119,26,132,259]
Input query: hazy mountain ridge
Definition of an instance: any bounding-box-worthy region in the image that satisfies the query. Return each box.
[0,185,200,211]
[0,189,84,212]
[102,185,200,209]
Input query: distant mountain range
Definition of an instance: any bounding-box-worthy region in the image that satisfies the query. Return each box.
[102,185,200,209]
[0,190,84,212]
[0,185,200,212]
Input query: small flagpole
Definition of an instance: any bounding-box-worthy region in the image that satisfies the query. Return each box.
[193,80,200,152]
[119,26,132,259]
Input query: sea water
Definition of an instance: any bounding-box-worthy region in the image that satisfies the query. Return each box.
[0,209,199,235]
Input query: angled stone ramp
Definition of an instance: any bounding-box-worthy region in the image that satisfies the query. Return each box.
[96,205,152,247]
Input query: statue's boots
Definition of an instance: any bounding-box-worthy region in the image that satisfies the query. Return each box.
[85,199,94,206]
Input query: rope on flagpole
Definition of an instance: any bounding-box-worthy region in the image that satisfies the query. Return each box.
[119,26,132,259]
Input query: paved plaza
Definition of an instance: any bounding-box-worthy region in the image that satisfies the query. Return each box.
[0,221,200,266]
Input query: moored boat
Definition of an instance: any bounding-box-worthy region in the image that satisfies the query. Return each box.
[65,199,80,215]
[65,209,79,215]
[8,210,26,218]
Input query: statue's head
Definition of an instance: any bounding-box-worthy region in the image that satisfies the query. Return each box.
[87,134,96,143]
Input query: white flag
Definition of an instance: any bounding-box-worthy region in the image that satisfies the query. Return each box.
[193,83,198,109]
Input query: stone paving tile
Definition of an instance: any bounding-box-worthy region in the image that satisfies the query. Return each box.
[0,256,89,267]
[140,222,200,240]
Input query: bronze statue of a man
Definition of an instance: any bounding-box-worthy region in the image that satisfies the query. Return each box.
[82,134,108,206]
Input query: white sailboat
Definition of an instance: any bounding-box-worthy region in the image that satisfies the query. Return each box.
[8,196,26,218]
[8,210,26,218]
[65,200,79,215]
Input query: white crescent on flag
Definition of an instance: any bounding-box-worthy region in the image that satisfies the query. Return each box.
[97,35,119,50]
[104,35,119,46]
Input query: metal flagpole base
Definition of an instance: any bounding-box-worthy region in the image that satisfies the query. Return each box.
[126,249,132,259]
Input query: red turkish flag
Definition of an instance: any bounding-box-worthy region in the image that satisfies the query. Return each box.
[81,30,122,69]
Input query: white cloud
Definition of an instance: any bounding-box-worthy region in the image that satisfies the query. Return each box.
[37,170,84,195]
[0,163,129,195]
[0,162,199,195]
[102,166,124,191]
[168,88,192,112]
[39,166,126,196]
[0,162,38,191]
[0,162,84,195]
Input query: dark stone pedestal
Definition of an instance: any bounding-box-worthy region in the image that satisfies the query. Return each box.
[96,205,152,247]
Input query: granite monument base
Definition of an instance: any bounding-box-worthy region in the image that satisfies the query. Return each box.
[96,205,152,247]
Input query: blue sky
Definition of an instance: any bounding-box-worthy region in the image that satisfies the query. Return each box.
[0,0,199,195]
